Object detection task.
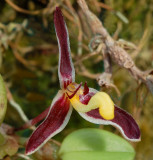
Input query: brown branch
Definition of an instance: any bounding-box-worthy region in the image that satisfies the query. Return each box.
[131,28,150,58]
[77,0,153,94]
[9,42,37,71]
[62,1,83,55]
[76,69,100,79]
[5,0,61,15]
[89,28,120,95]
[49,139,61,147]
[5,0,44,15]
[97,2,113,11]
[74,50,99,65]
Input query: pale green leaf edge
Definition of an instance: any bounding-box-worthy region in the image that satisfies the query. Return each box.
[0,74,7,125]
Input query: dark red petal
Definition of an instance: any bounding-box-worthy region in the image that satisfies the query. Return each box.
[30,107,50,126]
[15,107,50,131]
[54,7,75,89]
[79,89,95,104]
[26,91,72,155]
[78,88,141,141]
[83,81,89,95]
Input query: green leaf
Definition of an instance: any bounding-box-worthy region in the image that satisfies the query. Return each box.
[59,128,135,160]
[0,74,7,126]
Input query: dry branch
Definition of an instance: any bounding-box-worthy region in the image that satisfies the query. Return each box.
[77,0,153,94]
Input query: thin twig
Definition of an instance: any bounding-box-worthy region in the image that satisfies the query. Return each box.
[49,139,61,146]
[74,51,99,65]
[17,154,33,160]
[5,0,61,16]
[131,28,150,58]
[9,42,37,71]
[5,0,44,15]
[62,1,83,55]
[77,70,100,79]
[6,87,29,123]
[97,2,113,11]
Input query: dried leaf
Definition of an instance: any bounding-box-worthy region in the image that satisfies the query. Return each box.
[0,131,18,159]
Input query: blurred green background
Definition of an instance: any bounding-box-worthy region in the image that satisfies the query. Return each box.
[0,0,153,160]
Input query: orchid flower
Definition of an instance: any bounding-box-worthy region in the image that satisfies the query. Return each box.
[26,7,140,155]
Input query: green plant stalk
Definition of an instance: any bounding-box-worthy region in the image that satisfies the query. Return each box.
[0,74,7,125]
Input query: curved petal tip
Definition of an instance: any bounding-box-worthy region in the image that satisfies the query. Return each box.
[78,88,141,141]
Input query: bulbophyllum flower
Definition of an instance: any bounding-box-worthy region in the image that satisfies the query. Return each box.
[26,7,140,155]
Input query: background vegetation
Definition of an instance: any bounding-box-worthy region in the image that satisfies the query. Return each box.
[0,0,153,159]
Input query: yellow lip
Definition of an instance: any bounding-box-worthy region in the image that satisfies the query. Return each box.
[65,83,114,120]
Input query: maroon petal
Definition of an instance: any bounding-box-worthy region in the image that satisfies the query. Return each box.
[78,88,141,141]
[30,107,49,126]
[26,91,72,155]
[54,7,75,89]
[83,81,89,95]
[16,107,50,131]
